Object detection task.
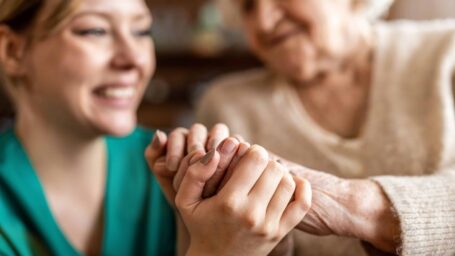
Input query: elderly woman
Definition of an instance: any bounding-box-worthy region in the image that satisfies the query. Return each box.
[196,0,455,255]
[0,0,312,255]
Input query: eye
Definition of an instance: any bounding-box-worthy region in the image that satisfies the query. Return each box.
[73,28,108,37]
[133,27,153,37]
[241,0,256,14]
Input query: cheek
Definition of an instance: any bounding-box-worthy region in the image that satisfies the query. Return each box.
[28,40,108,92]
[146,42,156,78]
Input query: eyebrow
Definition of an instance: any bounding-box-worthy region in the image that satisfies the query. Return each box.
[70,10,152,22]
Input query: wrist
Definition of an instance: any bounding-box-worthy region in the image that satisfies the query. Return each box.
[346,179,401,253]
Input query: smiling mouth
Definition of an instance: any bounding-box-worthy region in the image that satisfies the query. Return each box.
[93,85,139,109]
[265,28,305,48]
[96,87,136,99]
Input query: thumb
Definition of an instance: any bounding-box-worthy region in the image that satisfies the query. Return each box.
[175,149,220,212]
[145,130,168,174]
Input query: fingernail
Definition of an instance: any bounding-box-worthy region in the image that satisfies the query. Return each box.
[200,149,215,165]
[189,153,202,165]
[152,130,162,149]
[167,156,180,172]
[219,139,236,154]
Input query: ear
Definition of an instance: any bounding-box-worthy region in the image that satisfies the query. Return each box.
[0,25,27,77]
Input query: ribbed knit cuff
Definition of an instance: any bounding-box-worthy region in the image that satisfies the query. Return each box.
[371,172,455,255]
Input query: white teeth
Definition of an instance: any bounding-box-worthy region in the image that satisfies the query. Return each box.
[100,87,135,99]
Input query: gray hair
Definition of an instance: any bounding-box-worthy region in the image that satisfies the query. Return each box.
[216,0,395,28]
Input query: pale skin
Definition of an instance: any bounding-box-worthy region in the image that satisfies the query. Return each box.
[146,124,310,256]
[0,0,154,253]
[149,0,401,253]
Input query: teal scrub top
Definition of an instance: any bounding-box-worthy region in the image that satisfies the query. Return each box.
[0,127,176,256]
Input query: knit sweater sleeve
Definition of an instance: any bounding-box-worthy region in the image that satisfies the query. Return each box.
[371,169,455,255]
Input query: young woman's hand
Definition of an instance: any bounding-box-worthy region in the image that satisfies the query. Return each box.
[175,145,312,256]
[145,123,230,205]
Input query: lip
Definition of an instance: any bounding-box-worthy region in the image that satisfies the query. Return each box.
[93,82,140,109]
[266,29,301,47]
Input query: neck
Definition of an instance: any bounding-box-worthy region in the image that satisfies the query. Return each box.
[15,108,106,186]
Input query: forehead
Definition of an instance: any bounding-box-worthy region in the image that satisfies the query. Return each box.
[76,0,150,14]
[41,0,151,22]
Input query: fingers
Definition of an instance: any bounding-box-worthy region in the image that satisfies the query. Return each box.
[233,134,246,143]
[248,160,287,210]
[151,157,177,205]
[202,137,240,198]
[187,123,208,153]
[173,150,206,191]
[264,172,295,227]
[175,150,220,212]
[145,130,174,204]
[220,145,269,196]
[206,123,229,151]
[145,130,168,169]
[218,142,251,191]
[166,128,189,171]
[279,176,312,235]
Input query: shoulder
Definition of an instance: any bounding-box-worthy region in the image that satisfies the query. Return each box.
[373,20,455,90]
[375,20,455,59]
[376,19,455,34]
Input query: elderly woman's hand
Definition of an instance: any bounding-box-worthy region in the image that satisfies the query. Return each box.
[277,158,401,253]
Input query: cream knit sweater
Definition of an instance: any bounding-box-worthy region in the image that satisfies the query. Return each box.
[197,21,455,255]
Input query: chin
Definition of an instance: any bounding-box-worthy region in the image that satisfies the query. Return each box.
[98,116,137,137]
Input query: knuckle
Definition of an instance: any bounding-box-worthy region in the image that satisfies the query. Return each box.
[221,195,242,215]
[281,174,296,194]
[243,211,261,229]
[248,145,269,165]
[267,160,285,176]
[186,165,209,183]
[256,224,281,242]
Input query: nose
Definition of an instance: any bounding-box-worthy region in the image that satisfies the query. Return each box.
[254,0,283,34]
[111,31,147,71]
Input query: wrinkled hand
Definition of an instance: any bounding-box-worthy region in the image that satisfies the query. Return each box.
[276,157,400,253]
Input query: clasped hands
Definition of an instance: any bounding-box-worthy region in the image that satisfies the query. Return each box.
[145,124,400,255]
